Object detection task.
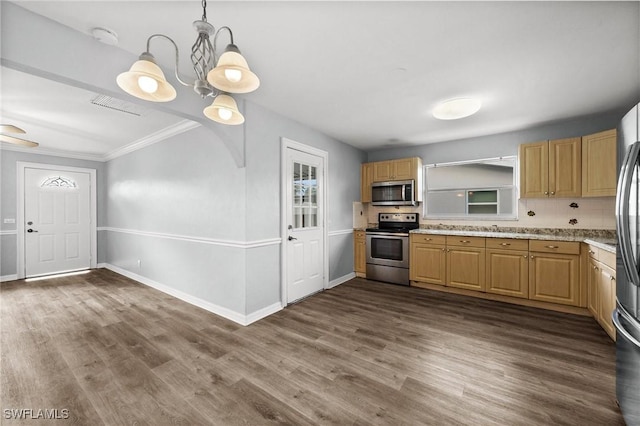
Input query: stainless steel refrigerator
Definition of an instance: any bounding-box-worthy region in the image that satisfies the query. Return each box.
[615,102,640,426]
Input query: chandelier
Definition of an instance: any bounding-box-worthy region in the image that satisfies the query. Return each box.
[116,0,259,125]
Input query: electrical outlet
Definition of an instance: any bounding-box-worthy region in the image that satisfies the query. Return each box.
[137,259,141,268]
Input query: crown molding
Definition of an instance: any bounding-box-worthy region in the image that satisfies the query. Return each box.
[103,120,200,161]
[0,120,201,163]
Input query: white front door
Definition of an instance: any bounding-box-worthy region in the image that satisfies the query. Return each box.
[24,167,91,277]
[284,145,326,303]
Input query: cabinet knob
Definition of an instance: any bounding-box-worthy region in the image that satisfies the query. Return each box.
[460,240,470,244]
[500,243,511,246]
[589,250,595,254]
[523,255,528,258]
[545,245,559,249]
[442,248,446,252]
[593,265,599,270]
[530,255,534,259]
[544,191,549,195]
[550,191,555,195]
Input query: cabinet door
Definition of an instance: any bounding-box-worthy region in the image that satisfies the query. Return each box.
[373,161,393,182]
[582,129,617,197]
[360,163,373,203]
[354,231,366,276]
[519,141,549,198]
[447,247,486,291]
[529,252,580,306]
[549,137,581,198]
[410,243,446,285]
[486,249,528,298]
[598,263,616,340]
[587,258,599,317]
[393,158,415,180]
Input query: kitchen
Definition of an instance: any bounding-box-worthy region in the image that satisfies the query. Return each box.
[1,1,639,424]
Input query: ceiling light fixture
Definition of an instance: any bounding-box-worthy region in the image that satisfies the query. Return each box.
[432,98,482,120]
[0,124,39,147]
[116,0,259,125]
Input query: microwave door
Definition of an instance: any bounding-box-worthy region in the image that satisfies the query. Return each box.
[617,141,640,319]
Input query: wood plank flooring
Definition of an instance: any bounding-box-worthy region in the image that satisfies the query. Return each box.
[1,270,624,425]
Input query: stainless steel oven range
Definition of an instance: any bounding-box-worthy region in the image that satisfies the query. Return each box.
[366,213,419,286]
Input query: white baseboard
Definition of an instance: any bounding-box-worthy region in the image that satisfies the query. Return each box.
[1,274,18,282]
[327,272,355,289]
[99,264,280,326]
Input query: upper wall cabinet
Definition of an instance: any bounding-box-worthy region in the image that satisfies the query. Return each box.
[582,129,617,197]
[519,137,581,198]
[372,158,421,182]
[361,157,422,203]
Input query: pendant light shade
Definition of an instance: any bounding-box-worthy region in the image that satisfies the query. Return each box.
[116,54,177,102]
[203,94,245,125]
[207,44,260,94]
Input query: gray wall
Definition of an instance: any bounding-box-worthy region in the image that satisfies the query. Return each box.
[367,109,627,164]
[0,149,105,277]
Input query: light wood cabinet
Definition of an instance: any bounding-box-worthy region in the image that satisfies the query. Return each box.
[410,234,446,286]
[584,244,616,340]
[529,240,581,306]
[354,230,366,277]
[360,163,373,203]
[582,129,617,197]
[445,236,486,292]
[486,238,529,299]
[372,157,421,182]
[597,262,616,340]
[519,137,581,198]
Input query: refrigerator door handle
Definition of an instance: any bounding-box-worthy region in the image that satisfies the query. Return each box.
[616,142,640,287]
[613,304,640,349]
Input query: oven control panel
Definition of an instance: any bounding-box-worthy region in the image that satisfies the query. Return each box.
[379,213,418,223]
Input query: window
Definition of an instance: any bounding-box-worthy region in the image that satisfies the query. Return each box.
[424,157,517,220]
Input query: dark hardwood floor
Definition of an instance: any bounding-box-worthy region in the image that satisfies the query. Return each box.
[1,269,624,425]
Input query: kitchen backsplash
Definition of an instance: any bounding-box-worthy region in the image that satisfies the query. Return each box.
[363,197,615,230]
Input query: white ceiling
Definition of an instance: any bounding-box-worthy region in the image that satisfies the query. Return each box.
[3,1,640,157]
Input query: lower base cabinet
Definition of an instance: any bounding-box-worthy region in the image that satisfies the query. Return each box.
[586,244,616,340]
[354,231,366,277]
[410,240,446,285]
[486,249,529,298]
[528,240,581,306]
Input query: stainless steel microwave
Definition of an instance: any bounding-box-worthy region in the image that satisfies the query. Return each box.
[371,180,416,206]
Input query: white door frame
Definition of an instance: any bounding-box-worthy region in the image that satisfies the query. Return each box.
[280,138,329,306]
[16,162,97,279]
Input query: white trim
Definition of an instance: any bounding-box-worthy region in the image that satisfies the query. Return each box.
[280,138,329,307]
[328,229,354,237]
[103,120,200,161]
[100,263,280,326]
[1,274,18,282]
[0,230,18,236]
[328,272,355,289]
[1,143,105,162]
[1,120,200,163]
[16,162,98,279]
[98,227,281,249]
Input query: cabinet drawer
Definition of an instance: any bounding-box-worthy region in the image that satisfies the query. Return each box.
[600,249,616,269]
[529,240,580,255]
[585,244,599,261]
[446,235,485,248]
[411,234,446,245]
[485,238,529,251]
[354,230,366,240]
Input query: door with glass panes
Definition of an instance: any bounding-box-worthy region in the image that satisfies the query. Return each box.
[285,147,325,303]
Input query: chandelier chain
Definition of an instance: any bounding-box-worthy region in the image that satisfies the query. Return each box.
[202,0,207,21]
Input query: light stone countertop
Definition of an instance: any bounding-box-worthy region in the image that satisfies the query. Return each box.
[409,228,616,253]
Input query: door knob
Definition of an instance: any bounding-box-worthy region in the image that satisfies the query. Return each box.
[27,229,38,233]
[288,236,297,241]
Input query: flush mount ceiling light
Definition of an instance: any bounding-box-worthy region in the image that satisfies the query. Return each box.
[116,0,259,125]
[432,98,482,120]
[0,124,39,147]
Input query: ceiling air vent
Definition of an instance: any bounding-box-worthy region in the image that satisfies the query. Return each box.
[90,94,144,116]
